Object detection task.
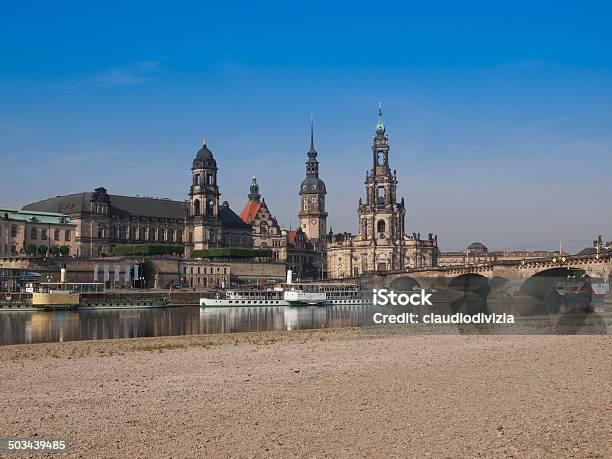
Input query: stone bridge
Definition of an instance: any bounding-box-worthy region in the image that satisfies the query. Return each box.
[342,253,612,301]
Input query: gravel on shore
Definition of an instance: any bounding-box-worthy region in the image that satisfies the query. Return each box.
[1,330,610,458]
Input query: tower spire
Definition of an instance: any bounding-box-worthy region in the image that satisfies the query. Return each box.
[376,102,385,134]
[310,113,314,151]
[248,176,261,202]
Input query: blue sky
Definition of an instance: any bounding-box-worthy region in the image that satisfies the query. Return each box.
[1,1,611,252]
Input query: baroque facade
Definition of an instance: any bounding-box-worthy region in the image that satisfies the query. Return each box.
[22,142,251,257]
[239,176,321,280]
[326,106,438,278]
[0,208,77,257]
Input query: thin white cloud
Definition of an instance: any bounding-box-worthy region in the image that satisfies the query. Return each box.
[59,60,163,89]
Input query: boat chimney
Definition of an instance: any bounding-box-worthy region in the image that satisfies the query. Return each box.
[286,269,293,285]
[60,268,67,283]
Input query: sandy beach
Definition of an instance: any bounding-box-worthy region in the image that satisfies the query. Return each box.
[1,330,610,458]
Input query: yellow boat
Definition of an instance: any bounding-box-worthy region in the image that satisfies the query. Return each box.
[31,283,80,310]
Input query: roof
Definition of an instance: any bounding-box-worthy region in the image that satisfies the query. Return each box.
[23,192,248,228]
[300,176,326,195]
[467,242,488,251]
[193,144,216,168]
[0,207,74,225]
[287,229,310,245]
[23,193,186,219]
[239,200,262,225]
[219,205,250,228]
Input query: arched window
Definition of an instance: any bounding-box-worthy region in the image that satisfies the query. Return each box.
[377,187,385,204]
[353,267,359,276]
[193,174,200,186]
[194,199,201,216]
[377,220,386,234]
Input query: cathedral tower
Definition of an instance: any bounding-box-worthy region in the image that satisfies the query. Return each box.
[357,104,406,266]
[189,139,222,249]
[298,119,327,249]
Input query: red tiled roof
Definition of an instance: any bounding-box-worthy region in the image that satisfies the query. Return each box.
[287,229,310,245]
[239,200,262,225]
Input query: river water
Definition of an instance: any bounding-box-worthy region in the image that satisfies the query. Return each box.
[1,301,608,345]
[0,305,389,345]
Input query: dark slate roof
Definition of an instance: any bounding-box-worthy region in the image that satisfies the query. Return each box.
[219,205,250,228]
[23,193,92,214]
[109,195,185,219]
[24,192,249,229]
[24,193,186,219]
[300,176,326,194]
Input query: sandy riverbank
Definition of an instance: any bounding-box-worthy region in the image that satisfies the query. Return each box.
[1,330,610,458]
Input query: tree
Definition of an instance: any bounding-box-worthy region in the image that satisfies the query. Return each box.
[58,245,70,256]
[24,244,37,256]
[37,245,48,256]
[49,245,60,255]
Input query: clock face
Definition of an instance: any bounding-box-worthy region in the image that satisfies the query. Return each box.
[311,219,317,225]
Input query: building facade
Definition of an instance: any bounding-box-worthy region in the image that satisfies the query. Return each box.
[0,208,76,257]
[22,142,251,258]
[326,106,438,278]
[239,177,285,260]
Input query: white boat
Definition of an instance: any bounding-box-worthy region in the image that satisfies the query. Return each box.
[200,288,288,307]
[200,269,370,308]
[284,289,326,306]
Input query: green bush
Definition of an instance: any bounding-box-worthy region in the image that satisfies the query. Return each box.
[110,244,184,257]
[191,247,272,259]
[37,245,48,255]
[24,244,37,255]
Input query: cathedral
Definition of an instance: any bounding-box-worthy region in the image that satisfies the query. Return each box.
[326,106,438,278]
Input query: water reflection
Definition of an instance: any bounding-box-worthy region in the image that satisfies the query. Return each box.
[1,305,389,345]
[1,299,608,346]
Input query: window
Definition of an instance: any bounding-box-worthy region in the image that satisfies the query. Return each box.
[193,174,200,186]
[11,225,17,237]
[377,186,385,204]
[193,199,201,216]
[98,226,104,239]
[65,230,71,241]
[41,229,47,240]
[149,228,155,241]
[177,230,183,243]
[31,228,37,240]
[10,245,16,255]
[168,230,174,243]
[377,220,386,234]
[54,230,60,241]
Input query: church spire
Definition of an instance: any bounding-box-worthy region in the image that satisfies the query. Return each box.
[376,102,385,135]
[248,176,261,202]
[308,114,316,157]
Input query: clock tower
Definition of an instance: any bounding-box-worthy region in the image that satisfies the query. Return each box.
[298,119,327,250]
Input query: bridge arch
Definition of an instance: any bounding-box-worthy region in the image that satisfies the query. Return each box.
[448,273,491,299]
[518,267,585,314]
[389,276,420,292]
